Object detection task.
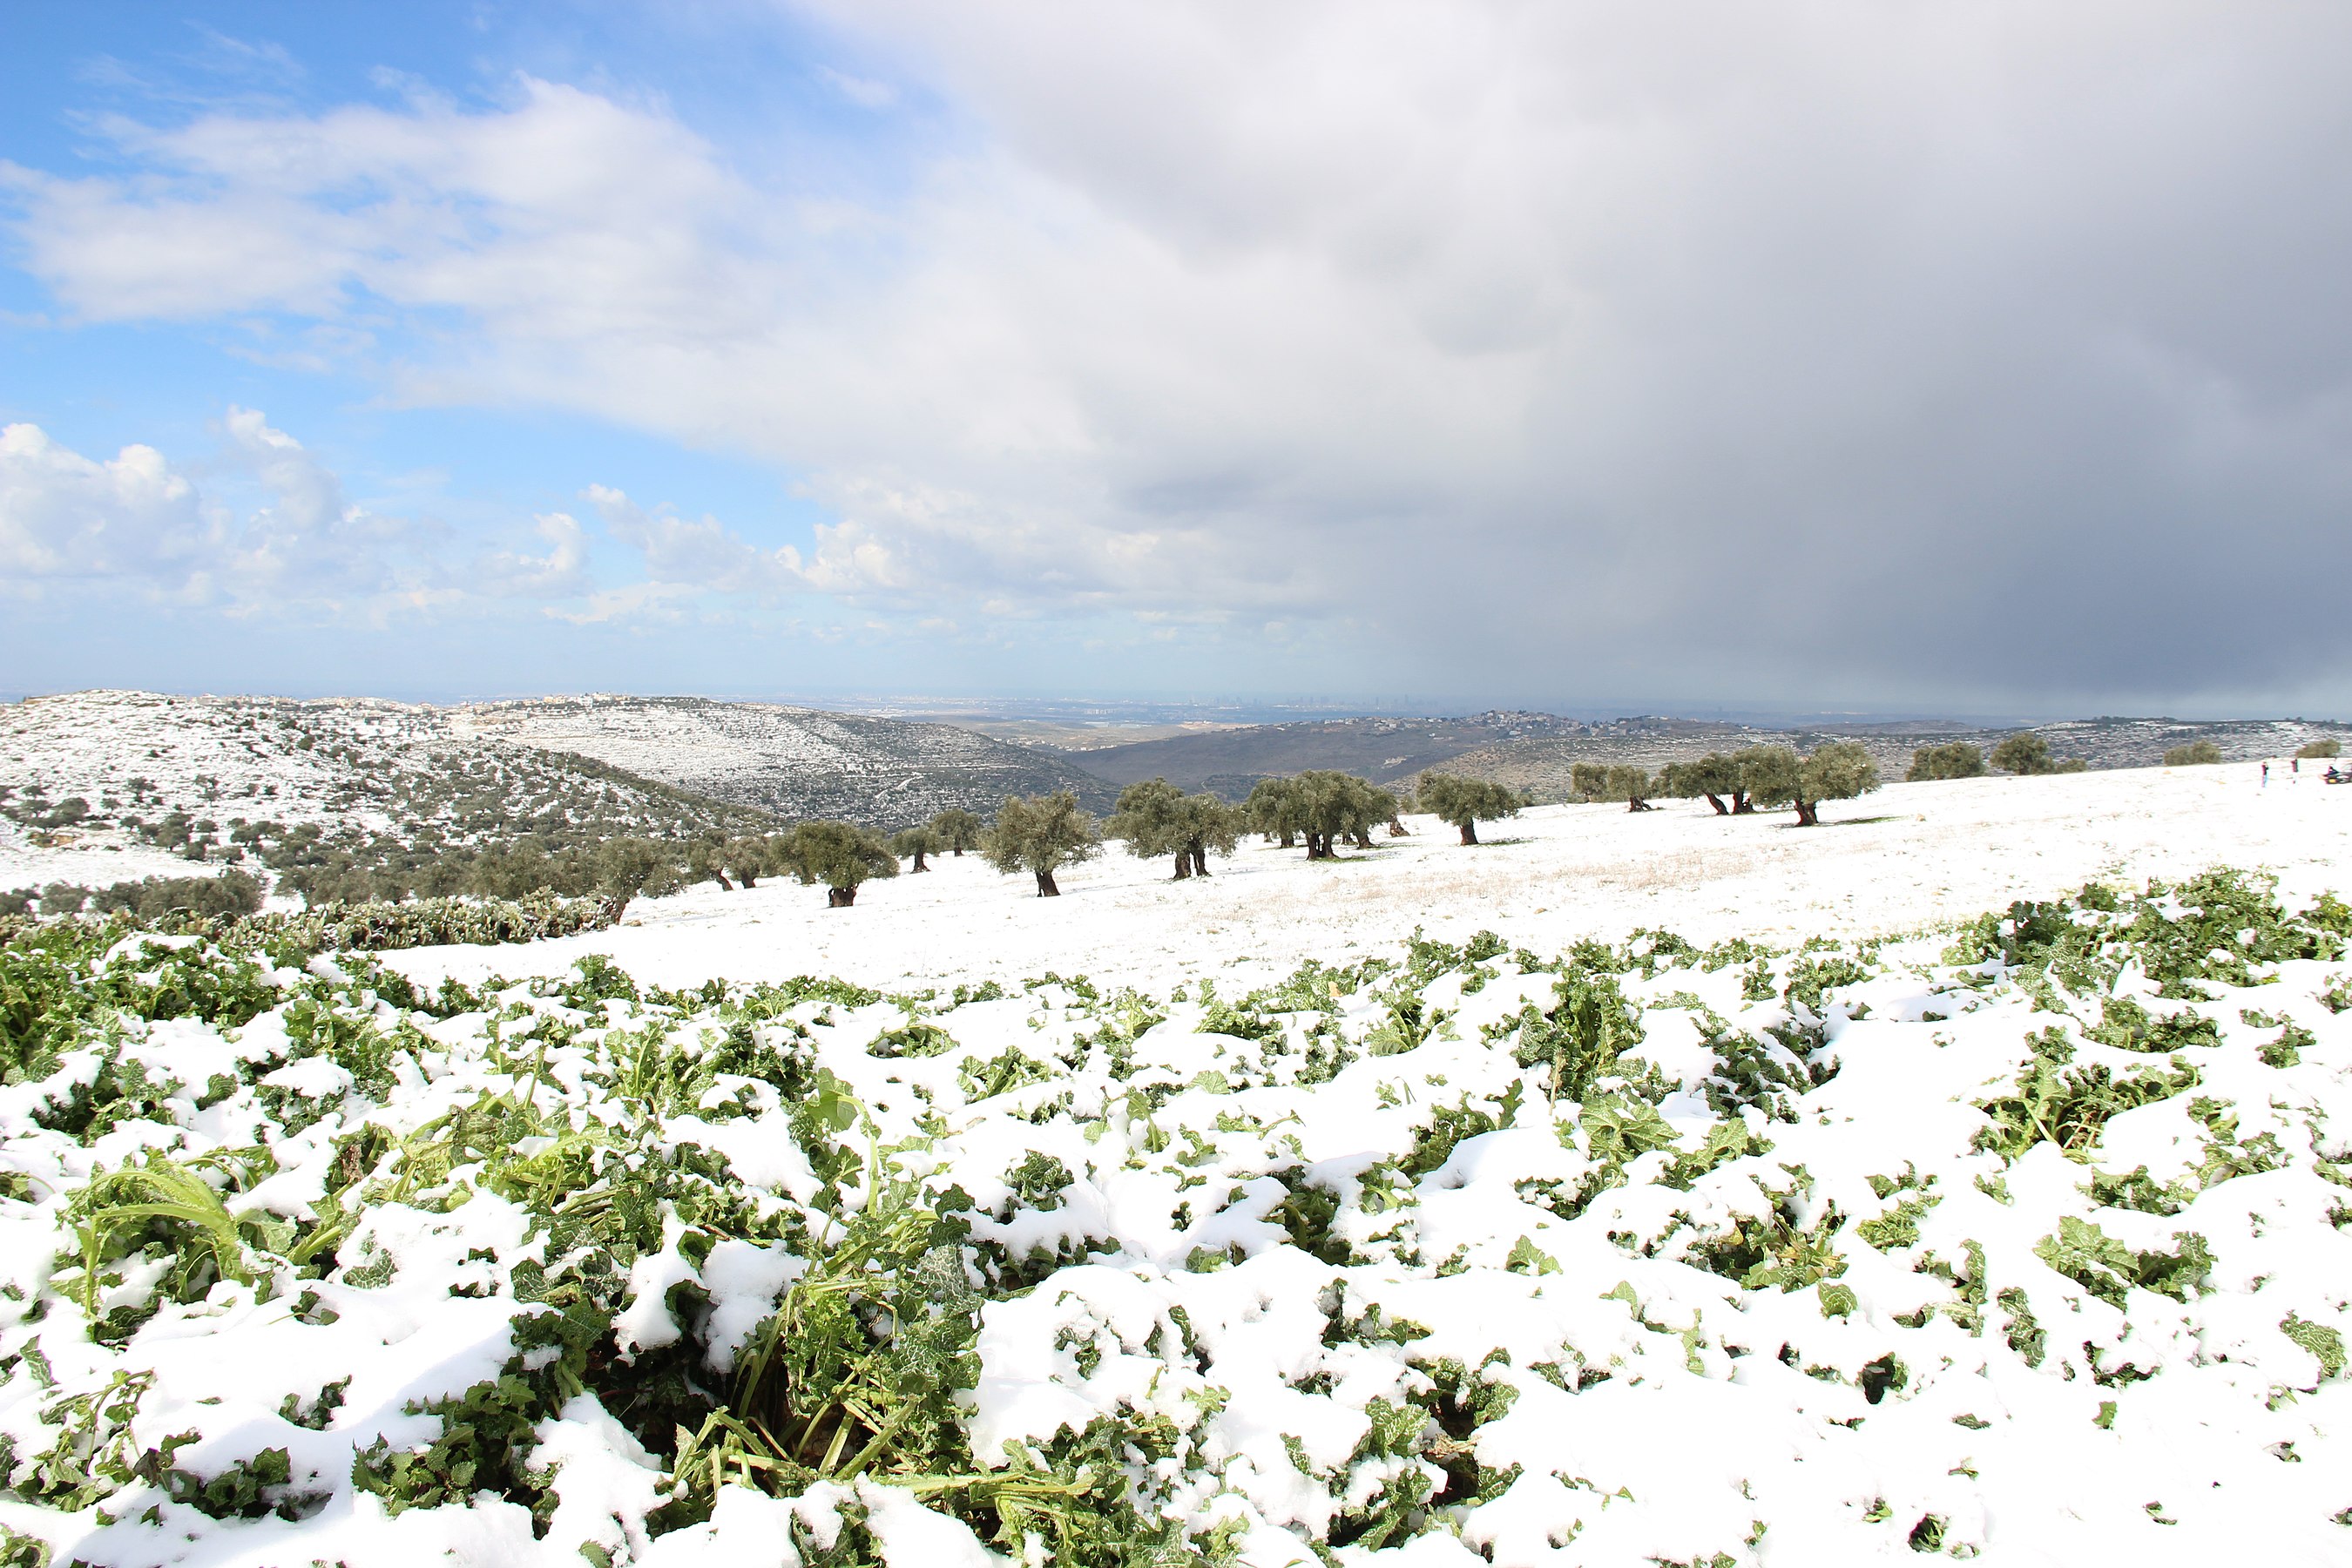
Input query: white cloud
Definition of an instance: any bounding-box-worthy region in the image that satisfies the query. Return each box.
[10,7,2352,700]
[585,484,811,595]
[818,65,897,110]
[477,511,591,598]
[0,413,593,619]
[0,422,213,585]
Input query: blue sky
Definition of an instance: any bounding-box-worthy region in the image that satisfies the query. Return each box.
[6,3,2352,715]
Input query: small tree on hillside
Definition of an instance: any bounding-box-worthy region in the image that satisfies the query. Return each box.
[1605,765,1658,812]
[890,826,939,872]
[1659,753,1752,814]
[1907,742,1987,781]
[591,837,681,923]
[780,821,899,907]
[1748,741,1880,826]
[1178,792,1244,875]
[1568,762,1608,802]
[722,835,779,889]
[1417,773,1521,845]
[929,808,985,857]
[1294,770,1395,858]
[1990,733,2051,774]
[2296,739,2342,760]
[1989,733,2084,774]
[1246,776,1308,849]
[1109,779,1195,879]
[686,835,735,891]
[984,791,1101,896]
[2163,740,2224,767]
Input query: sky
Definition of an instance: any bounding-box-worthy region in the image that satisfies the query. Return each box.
[3,2,2349,718]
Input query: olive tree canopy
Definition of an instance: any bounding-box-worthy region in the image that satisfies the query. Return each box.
[1747,741,1881,826]
[1416,773,1522,844]
[983,791,1101,896]
[780,821,899,907]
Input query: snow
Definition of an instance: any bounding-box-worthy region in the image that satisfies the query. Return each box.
[2,761,2350,1564]
[385,757,2352,997]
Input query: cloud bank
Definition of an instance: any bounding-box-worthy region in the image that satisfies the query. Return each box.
[7,2,2352,706]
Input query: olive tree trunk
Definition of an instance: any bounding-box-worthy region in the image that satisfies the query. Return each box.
[1458,820,1478,845]
[1034,868,1061,896]
[1173,851,1192,880]
[828,885,857,906]
[1701,793,1730,815]
[1189,841,1210,876]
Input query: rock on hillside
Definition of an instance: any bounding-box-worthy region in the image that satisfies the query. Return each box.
[451,695,1118,825]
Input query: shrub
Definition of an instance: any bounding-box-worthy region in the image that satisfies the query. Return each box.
[2295,740,2341,760]
[2163,740,2224,767]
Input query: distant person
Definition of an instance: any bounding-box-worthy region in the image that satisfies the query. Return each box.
[2261,761,2270,787]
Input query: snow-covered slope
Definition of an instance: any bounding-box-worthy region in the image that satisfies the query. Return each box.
[388,757,2352,999]
[0,691,774,892]
[2,765,2350,1565]
[455,695,1119,823]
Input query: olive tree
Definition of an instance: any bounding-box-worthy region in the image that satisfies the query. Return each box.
[1176,792,1243,875]
[686,835,735,890]
[890,826,939,872]
[2163,740,2224,767]
[2296,739,2342,760]
[1605,765,1658,812]
[722,835,780,889]
[1568,762,1608,802]
[1416,773,1521,845]
[1745,740,1880,826]
[1296,770,1396,858]
[591,837,682,923]
[1658,753,1752,814]
[929,808,985,856]
[779,821,899,907]
[1245,776,1307,848]
[1109,779,1194,879]
[1990,733,2085,775]
[983,790,1101,896]
[1907,742,1987,781]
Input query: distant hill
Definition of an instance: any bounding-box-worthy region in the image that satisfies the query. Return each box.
[1070,710,1596,796]
[1062,706,2352,805]
[0,691,1121,896]
[1434,716,2352,801]
[456,695,1118,823]
[0,690,777,890]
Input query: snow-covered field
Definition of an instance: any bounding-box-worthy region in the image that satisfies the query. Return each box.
[3,761,2350,1566]
[392,759,2352,998]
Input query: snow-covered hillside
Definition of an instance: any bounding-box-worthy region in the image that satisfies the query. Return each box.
[2,760,2349,1566]
[390,757,2352,999]
[0,691,772,884]
[456,695,1119,823]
